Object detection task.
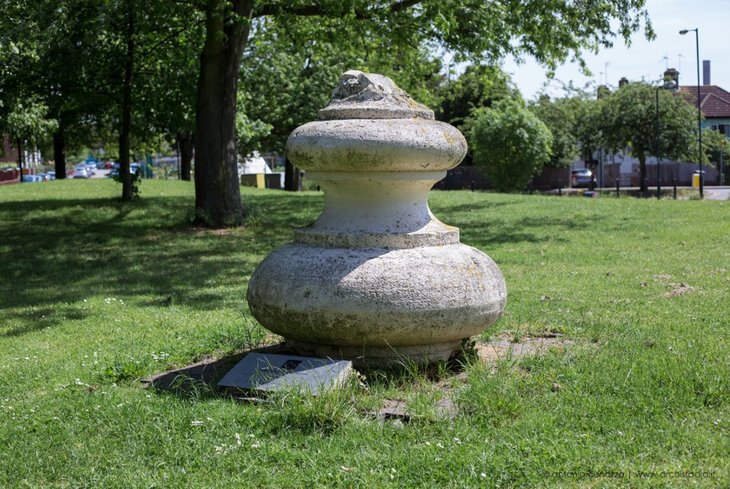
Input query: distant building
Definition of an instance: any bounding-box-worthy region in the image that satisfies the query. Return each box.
[678,83,730,136]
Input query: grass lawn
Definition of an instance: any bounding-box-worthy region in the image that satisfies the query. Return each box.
[0,179,727,488]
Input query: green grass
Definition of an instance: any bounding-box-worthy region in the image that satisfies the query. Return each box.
[1,179,728,488]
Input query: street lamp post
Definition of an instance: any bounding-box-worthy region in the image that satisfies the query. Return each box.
[655,80,677,199]
[680,28,703,198]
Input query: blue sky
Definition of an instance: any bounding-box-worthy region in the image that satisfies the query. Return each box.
[503,0,730,99]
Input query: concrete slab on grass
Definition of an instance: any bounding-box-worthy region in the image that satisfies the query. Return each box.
[218,353,352,396]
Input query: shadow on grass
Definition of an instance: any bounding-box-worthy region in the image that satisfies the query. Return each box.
[458,215,592,247]
[142,339,475,404]
[0,192,322,336]
[0,188,588,338]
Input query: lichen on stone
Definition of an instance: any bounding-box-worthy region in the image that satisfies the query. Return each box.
[319,70,434,121]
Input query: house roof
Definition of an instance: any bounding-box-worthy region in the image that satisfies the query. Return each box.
[679,85,730,119]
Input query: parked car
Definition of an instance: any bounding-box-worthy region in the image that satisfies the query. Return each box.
[108,163,148,178]
[36,173,51,181]
[73,167,89,178]
[47,170,56,180]
[571,169,594,188]
[21,175,43,183]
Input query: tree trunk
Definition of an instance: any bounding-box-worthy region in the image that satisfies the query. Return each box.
[284,158,300,191]
[638,155,647,193]
[53,128,66,180]
[119,0,135,201]
[193,0,252,227]
[17,139,23,183]
[177,132,193,181]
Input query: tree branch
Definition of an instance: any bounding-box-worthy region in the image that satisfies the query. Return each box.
[137,26,189,60]
[253,0,423,19]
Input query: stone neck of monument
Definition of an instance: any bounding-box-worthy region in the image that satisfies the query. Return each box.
[247,70,506,367]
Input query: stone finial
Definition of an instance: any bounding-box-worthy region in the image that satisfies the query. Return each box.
[318,70,434,120]
[247,70,506,367]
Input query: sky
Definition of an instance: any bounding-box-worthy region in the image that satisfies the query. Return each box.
[502,0,730,100]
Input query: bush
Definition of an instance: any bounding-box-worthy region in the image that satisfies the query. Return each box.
[469,98,552,192]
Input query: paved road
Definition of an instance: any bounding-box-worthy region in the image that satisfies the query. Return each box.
[705,187,730,201]
[90,169,111,179]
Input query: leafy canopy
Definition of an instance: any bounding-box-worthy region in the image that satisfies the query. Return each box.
[599,82,696,165]
[5,98,58,146]
[470,98,552,192]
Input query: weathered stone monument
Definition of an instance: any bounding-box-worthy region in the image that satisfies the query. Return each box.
[247,70,506,367]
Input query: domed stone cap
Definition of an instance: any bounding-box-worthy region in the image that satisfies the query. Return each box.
[318,70,434,120]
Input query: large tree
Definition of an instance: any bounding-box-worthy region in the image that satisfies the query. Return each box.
[0,0,201,195]
[4,98,58,179]
[36,0,112,180]
[529,95,581,168]
[470,98,553,191]
[192,0,655,226]
[529,89,608,171]
[238,15,444,190]
[600,81,696,193]
[436,64,514,129]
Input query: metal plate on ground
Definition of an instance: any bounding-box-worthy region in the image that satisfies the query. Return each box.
[218,353,352,396]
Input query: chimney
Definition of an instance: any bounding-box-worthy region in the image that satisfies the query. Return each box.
[664,68,679,86]
[618,77,629,88]
[702,60,711,85]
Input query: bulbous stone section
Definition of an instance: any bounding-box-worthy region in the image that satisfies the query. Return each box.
[247,244,506,365]
[286,119,467,172]
[246,70,506,366]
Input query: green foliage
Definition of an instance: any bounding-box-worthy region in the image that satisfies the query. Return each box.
[239,15,444,155]
[102,357,148,383]
[470,98,553,191]
[264,378,360,434]
[133,1,204,141]
[529,90,605,168]
[4,98,58,147]
[572,94,605,164]
[412,0,654,68]
[235,109,272,158]
[435,64,515,128]
[112,169,141,198]
[702,127,729,168]
[529,95,590,167]
[598,81,697,190]
[600,82,696,163]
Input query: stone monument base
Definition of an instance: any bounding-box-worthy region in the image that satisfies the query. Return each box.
[286,339,464,368]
